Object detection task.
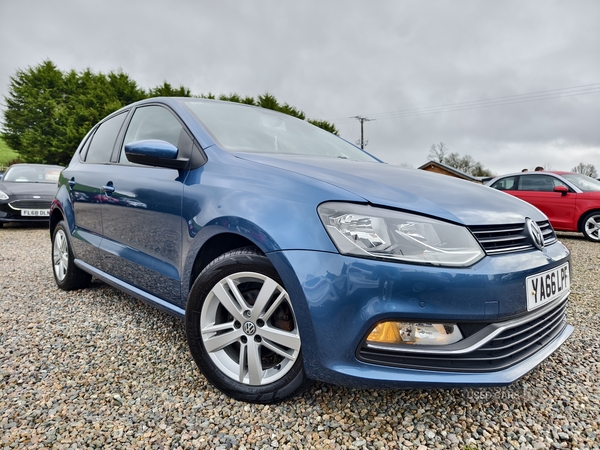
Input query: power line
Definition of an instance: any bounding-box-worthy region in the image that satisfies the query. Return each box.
[332,82,600,123]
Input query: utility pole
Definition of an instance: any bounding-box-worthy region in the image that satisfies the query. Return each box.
[351,116,373,149]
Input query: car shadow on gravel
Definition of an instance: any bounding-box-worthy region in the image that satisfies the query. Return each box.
[1,222,49,229]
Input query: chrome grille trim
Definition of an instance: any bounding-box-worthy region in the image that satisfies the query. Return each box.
[8,199,52,210]
[469,221,557,254]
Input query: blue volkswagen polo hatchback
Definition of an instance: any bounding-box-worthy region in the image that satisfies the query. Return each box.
[50,98,573,403]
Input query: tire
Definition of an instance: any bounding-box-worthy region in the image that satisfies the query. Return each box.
[581,211,600,242]
[186,247,311,403]
[52,220,92,290]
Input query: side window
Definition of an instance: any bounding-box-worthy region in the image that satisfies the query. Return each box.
[517,175,559,192]
[120,106,183,164]
[548,177,569,189]
[85,112,127,163]
[490,176,516,191]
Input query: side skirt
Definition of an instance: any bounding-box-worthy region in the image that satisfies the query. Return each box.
[75,259,186,320]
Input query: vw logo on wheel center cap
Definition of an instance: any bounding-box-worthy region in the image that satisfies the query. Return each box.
[242,321,256,335]
[526,217,545,250]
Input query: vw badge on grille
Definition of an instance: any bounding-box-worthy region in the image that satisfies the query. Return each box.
[526,218,545,250]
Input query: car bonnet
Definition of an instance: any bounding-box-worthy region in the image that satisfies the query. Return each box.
[232,153,547,226]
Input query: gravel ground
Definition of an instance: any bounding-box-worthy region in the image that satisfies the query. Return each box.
[1,225,599,450]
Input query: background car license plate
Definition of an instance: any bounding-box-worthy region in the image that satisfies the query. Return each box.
[21,209,49,217]
[526,262,570,311]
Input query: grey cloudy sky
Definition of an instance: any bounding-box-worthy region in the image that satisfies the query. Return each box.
[1,0,599,175]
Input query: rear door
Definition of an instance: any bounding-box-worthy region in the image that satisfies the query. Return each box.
[65,111,128,266]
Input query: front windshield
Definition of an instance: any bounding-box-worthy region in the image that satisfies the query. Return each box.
[183,100,378,162]
[562,173,600,192]
[3,165,62,183]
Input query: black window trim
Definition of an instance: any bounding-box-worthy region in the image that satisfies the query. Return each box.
[80,109,131,164]
[516,173,577,193]
[112,102,207,169]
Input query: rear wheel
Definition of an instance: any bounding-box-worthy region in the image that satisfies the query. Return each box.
[52,221,92,290]
[581,211,600,242]
[186,247,310,403]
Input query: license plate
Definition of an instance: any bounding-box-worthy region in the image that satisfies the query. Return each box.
[21,209,49,217]
[526,262,570,311]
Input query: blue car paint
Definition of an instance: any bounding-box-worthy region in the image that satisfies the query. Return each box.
[306,326,572,389]
[233,152,547,226]
[124,139,179,160]
[269,241,570,385]
[51,97,573,390]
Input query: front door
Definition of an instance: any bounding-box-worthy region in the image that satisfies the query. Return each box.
[514,174,577,230]
[98,105,189,304]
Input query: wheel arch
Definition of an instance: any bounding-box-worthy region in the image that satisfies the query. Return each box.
[50,182,75,236]
[188,232,263,292]
[49,202,65,236]
[577,208,600,232]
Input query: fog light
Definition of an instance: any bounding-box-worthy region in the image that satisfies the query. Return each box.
[366,322,463,345]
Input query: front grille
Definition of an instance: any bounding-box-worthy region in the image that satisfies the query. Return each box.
[358,297,568,372]
[9,199,51,210]
[469,221,557,254]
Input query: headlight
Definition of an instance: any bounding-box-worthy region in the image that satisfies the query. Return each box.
[318,202,484,267]
[0,190,9,201]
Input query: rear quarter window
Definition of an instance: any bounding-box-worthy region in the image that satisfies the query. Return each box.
[491,176,517,190]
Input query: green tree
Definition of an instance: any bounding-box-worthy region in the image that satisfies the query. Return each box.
[3,60,67,164]
[278,103,306,120]
[150,81,192,97]
[257,92,280,110]
[471,161,494,177]
[204,91,338,134]
[109,71,147,104]
[3,60,147,165]
[308,119,339,135]
[3,60,339,166]
[219,93,243,103]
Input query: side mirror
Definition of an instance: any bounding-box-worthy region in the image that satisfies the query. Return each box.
[553,186,568,196]
[124,139,189,169]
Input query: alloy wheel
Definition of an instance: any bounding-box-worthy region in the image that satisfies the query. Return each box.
[200,271,301,385]
[584,214,600,241]
[53,229,69,282]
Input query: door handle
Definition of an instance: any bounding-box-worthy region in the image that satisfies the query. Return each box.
[68,178,76,188]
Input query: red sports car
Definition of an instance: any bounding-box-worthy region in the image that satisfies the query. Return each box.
[487,171,600,241]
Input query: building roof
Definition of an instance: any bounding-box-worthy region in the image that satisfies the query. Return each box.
[418,160,481,183]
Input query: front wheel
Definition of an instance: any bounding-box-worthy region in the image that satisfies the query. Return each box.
[186,247,311,403]
[581,211,600,242]
[52,221,92,290]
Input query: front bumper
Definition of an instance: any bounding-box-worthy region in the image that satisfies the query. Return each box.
[0,199,52,222]
[269,240,572,388]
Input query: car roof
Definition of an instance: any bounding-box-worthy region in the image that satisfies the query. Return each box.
[492,171,575,179]
[7,163,63,169]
